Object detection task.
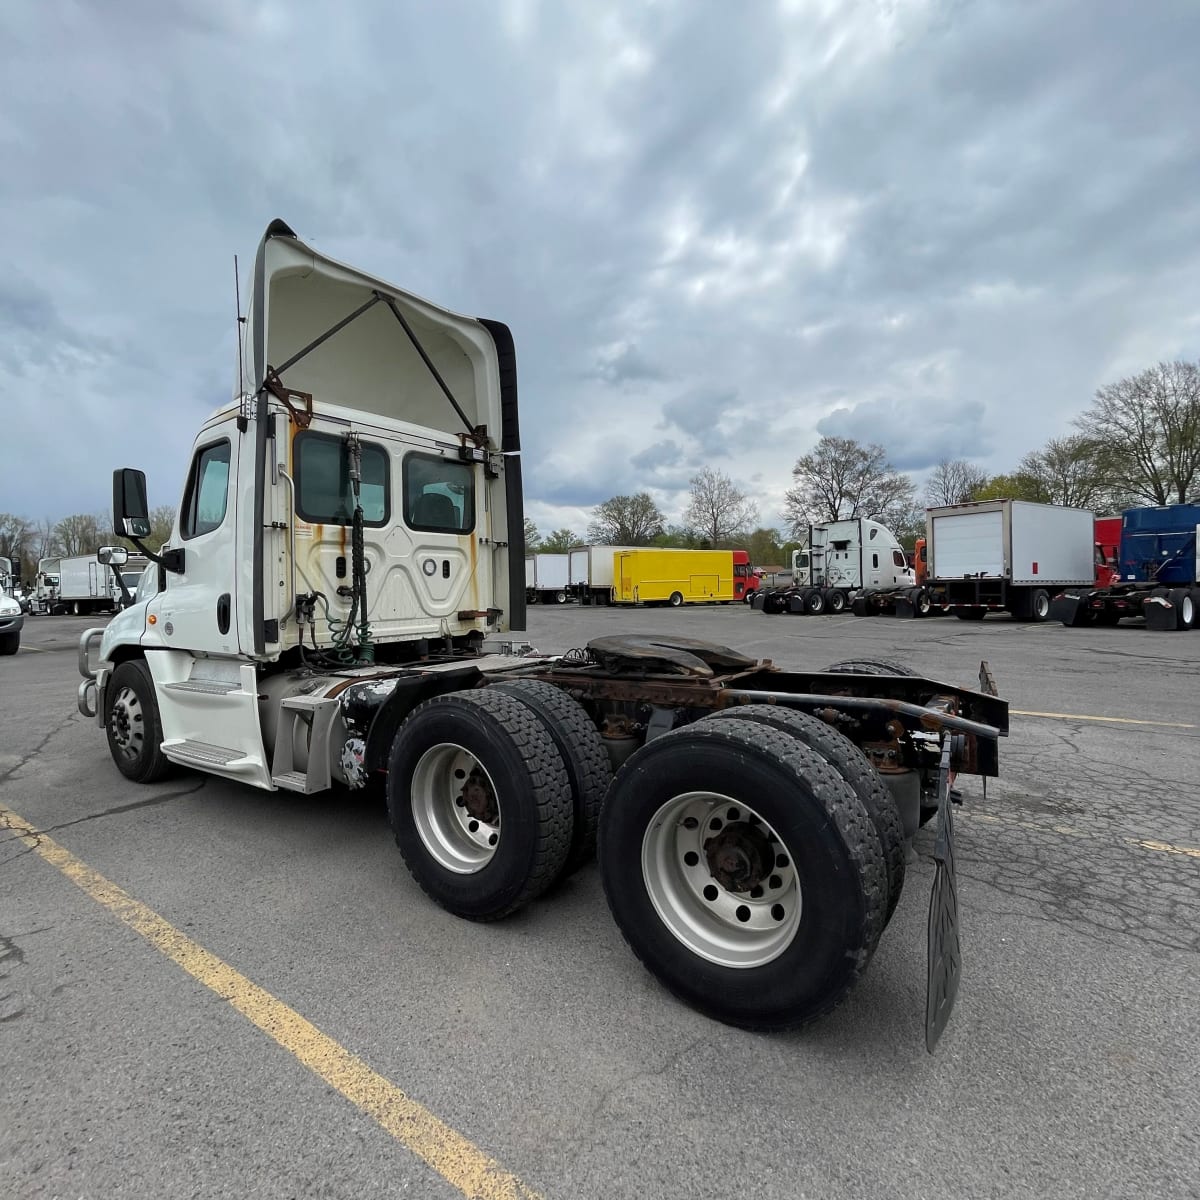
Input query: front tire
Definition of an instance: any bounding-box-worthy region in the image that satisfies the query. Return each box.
[598,719,886,1030]
[0,631,18,656]
[387,690,573,921]
[105,660,172,783]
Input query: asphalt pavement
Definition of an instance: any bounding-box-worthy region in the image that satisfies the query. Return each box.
[2,607,1198,1199]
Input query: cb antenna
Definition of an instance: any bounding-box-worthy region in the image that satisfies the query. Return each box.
[234,255,247,427]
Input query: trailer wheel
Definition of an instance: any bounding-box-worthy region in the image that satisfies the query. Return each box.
[105,659,172,783]
[490,679,612,880]
[700,705,905,928]
[804,589,826,615]
[387,690,572,921]
[822,658,917,677]
[1167,588,1196,630]
[825,588,847,614]
[599,719,885,1030]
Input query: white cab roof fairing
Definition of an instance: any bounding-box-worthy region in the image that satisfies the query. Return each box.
[242,220,503,443]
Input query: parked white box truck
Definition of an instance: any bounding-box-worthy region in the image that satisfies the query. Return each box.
[927,500,1095,621]
[524,552,571,604]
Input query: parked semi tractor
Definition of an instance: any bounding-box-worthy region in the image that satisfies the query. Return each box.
[1051,504,1200,630]
[754,518,913,614]
[0,556,15,597]
[33,557,60,614]
[75,219,1008,1044]
[524,552,570,604]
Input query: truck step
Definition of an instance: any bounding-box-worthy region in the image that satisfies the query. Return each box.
[272,770,311,793]
[162,679,241,696]
[161,739,249,768]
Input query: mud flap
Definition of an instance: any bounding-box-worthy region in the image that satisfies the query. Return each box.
[1049,592,1088,626]
[1144,596,1180,631]
[926,739,960,1053]
[893,594,917,618]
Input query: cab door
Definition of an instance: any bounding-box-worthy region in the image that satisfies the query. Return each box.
[149,419,242,656]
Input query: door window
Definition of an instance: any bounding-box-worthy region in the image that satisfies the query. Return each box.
[295,432,389,526]
[404,453,475,534]
[872,553,879,568]
[181,440,231,539]
[893,550,906,568]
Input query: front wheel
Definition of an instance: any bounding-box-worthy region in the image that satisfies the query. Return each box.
[387,690,573,921]
[598,719,886,1030]
[105,660,172,783]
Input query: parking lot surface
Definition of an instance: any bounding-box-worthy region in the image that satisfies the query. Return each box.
[2,607,1198,1199]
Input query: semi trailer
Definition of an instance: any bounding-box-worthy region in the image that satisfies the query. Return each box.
[753,518,913,614]
[1051,504,1200,630]
[75,219,1008,1045]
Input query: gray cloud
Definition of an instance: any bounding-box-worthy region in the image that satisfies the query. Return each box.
[1,1,1198,535]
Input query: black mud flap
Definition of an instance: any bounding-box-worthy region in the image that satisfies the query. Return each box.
[1143,596,1179,631]
[1049,592,1088,626]
[893,594,917,618]
[926,740,960,1053]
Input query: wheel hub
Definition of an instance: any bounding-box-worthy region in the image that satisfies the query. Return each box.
[704,823,773,892]
[460,770,497,822]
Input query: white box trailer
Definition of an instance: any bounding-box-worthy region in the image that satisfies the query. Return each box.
[927,500,1094,620]
[524,553,571,604]
[58,555,121,615]
[570,545,639,604]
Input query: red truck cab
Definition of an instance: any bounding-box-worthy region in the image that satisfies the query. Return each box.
[1093,517,1120,586]
[733,550,761,601]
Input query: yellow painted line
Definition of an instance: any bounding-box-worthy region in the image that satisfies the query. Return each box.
[0,803,542,1200]
[1125,838,1200,860]
[1010,709,1196,730]
[964,811,1200,859]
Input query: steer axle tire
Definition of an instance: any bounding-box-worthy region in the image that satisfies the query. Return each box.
[598,718,886,1031]
[491,679,612,880]
[105,659,172,783]
[701,705,906,928]
[387,689,572,921]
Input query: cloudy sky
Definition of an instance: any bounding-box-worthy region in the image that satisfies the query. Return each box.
[3,0,1199,539]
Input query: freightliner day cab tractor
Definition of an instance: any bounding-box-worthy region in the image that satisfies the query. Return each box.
[77,220,1008,1048]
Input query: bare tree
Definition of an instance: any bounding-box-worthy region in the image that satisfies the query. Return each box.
[0,513,32,569]
[523,518,540,552]
[925,458,988,506]
[587,492,666,545]
[1017,436,1119,509]
[782,437,915,537]
[53,513,103,556]
[683,468,757,547]
[35,517,60,560]
[540,528,580,553]
[1076,361,1200,504]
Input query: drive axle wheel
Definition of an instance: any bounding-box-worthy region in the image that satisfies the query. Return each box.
[804,588,826,615]
[599,719,885,1030]
[388,690,572,921]
[825,588,847,613]
[105,659,171,783]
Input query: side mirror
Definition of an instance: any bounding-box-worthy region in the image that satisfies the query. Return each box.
[98,546,129,566]
[113,468,151,538]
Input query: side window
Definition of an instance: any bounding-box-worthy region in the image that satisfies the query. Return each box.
[872,553,879,569]
[734,563,748,578]
[404,453,475,533]
[181,440,231,540]
[295,432,389,526]
[893,550,906,568]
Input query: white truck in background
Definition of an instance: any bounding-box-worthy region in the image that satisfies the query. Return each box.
[41,553,149,614]
[33,557,60,614]
[0,556,15,597]
[755,518,913,615]
[524,552,571,604]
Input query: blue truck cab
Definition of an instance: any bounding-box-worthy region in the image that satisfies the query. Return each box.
[1119,504,1200,586]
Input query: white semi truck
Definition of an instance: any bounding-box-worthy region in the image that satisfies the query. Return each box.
[75,220,1008,1046]
[754,518,914,614]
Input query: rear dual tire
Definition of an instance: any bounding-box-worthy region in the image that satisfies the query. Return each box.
[598,719,887,1031]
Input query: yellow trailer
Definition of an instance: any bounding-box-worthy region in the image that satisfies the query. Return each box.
[613,549,735,606]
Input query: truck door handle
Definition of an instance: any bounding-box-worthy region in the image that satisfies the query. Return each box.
[216,593,231,634]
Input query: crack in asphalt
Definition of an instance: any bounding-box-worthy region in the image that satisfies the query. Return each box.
[0,925,52,1023]
[0,712,80,788]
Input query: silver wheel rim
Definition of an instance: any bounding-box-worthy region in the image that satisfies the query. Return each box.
[109,685,145,763]
[411,742,501,874]
[1181,595,1194,625]
[1035,594,1049,618]
[641,791,801,968]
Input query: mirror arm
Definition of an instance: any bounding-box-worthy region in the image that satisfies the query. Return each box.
[127,536,185,574]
